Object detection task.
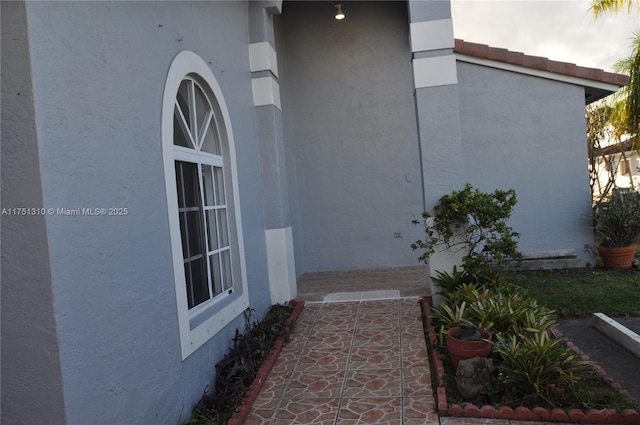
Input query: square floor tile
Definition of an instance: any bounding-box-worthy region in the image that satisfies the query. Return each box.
[353,328,400,347]
[401,339,430,368]
[343,369,402,398]
[272,398,340,424]
[244,397,279,425]
[403,396,439,425]
[349,345,401,370]
[337,397,402,424]
[313,314,357,331]
[402,367,433,397]
[296,347,350,371]
[284,369,346,399]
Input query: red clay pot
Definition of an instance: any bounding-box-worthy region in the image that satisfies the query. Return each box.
[597,244,637,269]
[446,326,492,370]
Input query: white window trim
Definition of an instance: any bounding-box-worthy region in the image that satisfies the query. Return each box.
[162,50,249,360]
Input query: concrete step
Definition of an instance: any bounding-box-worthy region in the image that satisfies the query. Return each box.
[500,249,586,271]
[592,313,640,359]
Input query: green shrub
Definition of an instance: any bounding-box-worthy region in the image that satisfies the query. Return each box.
[431,266,473,295]
[492,332,591,406]
[432,275,552,338]
[412,183,522,274]
[431,268,593,407]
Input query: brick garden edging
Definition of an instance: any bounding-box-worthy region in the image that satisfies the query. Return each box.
[227,299,305,425]
[419,296,640,424]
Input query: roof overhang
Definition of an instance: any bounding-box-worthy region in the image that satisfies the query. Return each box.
[454,39,629,105]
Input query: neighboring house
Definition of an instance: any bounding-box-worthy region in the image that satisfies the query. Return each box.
[593,137,640,199]
[1,1,628,424]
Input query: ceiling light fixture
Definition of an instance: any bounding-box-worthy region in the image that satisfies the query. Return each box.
[334,4,345,20]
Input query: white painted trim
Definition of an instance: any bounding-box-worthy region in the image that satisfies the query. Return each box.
[249,42,279,78]
[592,313,640,358]
[252,76,281,110]
[265,227,297,304]
[162,50,249,360]
[410,19,454,53]
[455,54,623,93]
[413,55,458,89]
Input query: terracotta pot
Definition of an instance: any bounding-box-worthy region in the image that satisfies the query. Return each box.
[597,244,637,269]
[446,326,492,370]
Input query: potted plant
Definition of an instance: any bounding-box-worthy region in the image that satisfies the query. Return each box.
[445,323,492,370]
[593,188,640,269]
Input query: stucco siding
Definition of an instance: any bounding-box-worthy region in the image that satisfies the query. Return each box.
[22,1,271,424]
[1,2,68,424]
[457,62,594,261]
[277,1,424,273]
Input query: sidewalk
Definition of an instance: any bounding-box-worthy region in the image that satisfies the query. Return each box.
[242,267,575,425]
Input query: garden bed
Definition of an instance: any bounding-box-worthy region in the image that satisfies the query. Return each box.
[187,300,304,425]
[420,296,640,423]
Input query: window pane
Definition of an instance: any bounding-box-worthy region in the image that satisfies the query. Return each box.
[187,211,203,256]
[201,120,222,155]
[179,212,188,259]
[175,162,185,208]
[180,162,200,208]
[210,253,222,295]
[189,258,209,308]
[202,165,215,206]
[206,210,218,251]
[173,113,191,148]
[194,83,212,149]
[184,263,193,308]
[221,249,233,291]
[217,209,229,248]
[177,80,192,132]
[214,166,225,205]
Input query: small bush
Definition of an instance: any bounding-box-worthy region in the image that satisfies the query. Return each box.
[492,332,590,406]
[412,183,522,274]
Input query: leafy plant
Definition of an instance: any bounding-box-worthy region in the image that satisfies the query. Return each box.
[188,304,294,424]
[593,187,640,247]
[434,267,639,410]
[492,332,591,406]
[411,183,522,274]
[431,266,473,295]
[431,300,470,344]
[432,272,550,337]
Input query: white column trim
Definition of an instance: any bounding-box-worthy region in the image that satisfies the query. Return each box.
[413,55,458,89]
[252,76,281,110]
[265,227,297,304]
[410,19,454,53]
[249,42,279,77]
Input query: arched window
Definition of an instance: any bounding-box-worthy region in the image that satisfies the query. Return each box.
[162,51,248,359]
[174,76,232,309]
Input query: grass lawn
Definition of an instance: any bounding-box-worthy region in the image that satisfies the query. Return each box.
[506,268,640,318]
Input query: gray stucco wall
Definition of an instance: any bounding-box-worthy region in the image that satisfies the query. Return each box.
[277,1,424,273]
[1,2,67,424]
[456,62,594,261]
[15,1,272,424]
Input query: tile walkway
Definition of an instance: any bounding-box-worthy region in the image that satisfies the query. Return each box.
[244,266,571,425]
